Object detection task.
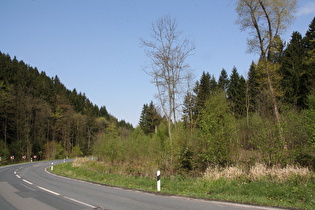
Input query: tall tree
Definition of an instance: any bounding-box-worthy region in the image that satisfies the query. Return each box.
[199,91,236,166]
[236,0,297,149]
[280,31,305,107]
[302,17,315,107]
[195,72,211,113]
[227,67,246,117]
[141,15,195,151]
[139,101,162,135]
[218,68,229,92]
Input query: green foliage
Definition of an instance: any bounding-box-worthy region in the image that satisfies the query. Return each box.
[247,61,259,112]
[194,72,216,114]
[182,91,197,129]
[301,92,315,159]
[56,142,65,159]
[227,67,246,117]
[139,101,162,135]
[199,91,237,166]
[70,145,83,157]
[280,31,306,107]
[0,141,9,163]
[247,113,288,165]
[172,122,199,174]
[304,109,315,149]
[218,68,229,91]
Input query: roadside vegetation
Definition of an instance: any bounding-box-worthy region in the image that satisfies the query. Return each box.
[53,158,315,210]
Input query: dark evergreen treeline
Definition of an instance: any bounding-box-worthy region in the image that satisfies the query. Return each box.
[0,52,133,163]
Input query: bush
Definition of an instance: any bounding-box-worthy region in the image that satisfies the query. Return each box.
[199,91,237,167]
[295,153,315,170]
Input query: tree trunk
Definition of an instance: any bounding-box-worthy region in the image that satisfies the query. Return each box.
[265,62,287,150]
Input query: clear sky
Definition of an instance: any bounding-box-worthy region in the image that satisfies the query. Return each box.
[1,0,315,127]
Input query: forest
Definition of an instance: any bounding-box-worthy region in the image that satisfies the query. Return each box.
[1,15,315,177]
[0,53,133,163]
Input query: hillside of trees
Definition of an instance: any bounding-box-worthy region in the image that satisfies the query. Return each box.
[0,52,133,163]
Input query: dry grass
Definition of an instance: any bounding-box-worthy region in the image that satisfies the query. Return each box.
[204,163,313,182]
[72,157,91,167]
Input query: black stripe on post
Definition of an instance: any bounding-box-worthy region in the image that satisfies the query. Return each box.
[157,175,160,181]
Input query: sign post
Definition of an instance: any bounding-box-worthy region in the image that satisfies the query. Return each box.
[157,170,161,191]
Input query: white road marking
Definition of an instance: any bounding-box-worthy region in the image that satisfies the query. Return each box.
[22,179,33,185]
[16,175,21,179]
[63,196,97,208]
[37,186,60,196]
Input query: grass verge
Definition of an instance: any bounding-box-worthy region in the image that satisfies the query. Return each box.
[51,159,315,210]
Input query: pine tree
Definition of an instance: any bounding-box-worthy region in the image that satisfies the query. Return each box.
[218,68,229,92]
[209,75,218,93]
[227,67,246,117]
[195,72,211,112]
[193,72,218,126]
[302,17,315,108]
[139,101,162,135]
[281,31,305,107]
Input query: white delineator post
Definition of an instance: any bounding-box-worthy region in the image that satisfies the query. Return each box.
[157,170,161,191]
[51,162,54,171]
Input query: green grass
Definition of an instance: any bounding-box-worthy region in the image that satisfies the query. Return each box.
[52,162,315,210]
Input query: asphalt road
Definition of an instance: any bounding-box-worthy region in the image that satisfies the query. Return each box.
[0,160,284,210]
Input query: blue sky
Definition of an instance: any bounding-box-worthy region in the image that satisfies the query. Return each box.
[1,0,315,126]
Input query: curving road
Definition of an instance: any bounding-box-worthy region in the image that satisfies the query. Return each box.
[0,160,283,210]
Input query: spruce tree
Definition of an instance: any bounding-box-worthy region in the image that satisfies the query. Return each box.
[139,101,161,135]
[218,68,229,92]
[302,17,315,108]
[195,72,211,115]
[227,67,246,117]
[280,31,305,107]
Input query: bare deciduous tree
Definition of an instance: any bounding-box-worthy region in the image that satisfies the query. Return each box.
[141,15,195,153]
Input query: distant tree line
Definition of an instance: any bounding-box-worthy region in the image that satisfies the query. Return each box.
[0,52,133,163]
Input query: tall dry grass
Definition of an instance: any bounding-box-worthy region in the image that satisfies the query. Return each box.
[204,163,313,182]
